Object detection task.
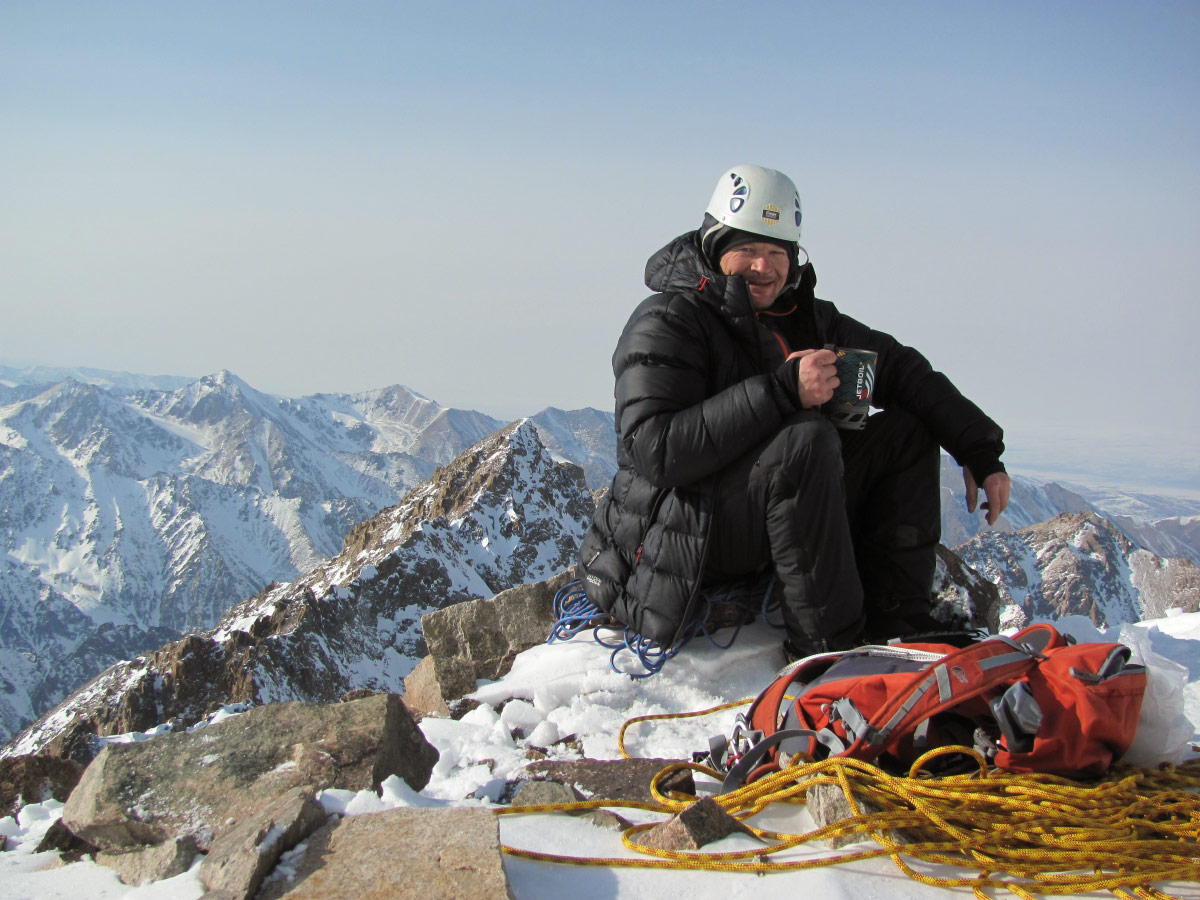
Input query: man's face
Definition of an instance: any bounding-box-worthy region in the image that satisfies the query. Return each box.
[719,242,791,310]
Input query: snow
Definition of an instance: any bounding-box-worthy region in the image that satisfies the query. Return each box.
[3,614,1199,899]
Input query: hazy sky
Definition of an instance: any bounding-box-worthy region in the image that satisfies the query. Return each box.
[3,1,1198,490]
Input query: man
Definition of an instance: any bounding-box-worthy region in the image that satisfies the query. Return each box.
[577,164,1010,658]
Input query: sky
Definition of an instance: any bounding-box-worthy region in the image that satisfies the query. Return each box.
[2,1,1198,491]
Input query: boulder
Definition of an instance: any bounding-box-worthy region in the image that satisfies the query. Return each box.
[402,655,477,718]
[420,569,572,684]
[96,835,201,885]
[62,693,436,852]
[510,779,631,832]
[256,807,513,900]
[518,757,695,804]
[33,818,98,861]
[200,788,329,900]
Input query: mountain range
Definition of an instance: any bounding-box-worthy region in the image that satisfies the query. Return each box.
[0,366,611,745]
[6,411,1198,765]
[3,418,594,759]
[2,363,1199,750]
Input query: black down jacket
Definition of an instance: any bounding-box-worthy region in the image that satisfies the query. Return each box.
[577,230,1005,648]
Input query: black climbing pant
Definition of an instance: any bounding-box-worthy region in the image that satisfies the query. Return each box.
[704,408,942,650]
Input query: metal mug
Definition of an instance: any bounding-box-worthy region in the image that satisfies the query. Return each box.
[822,345,877,430]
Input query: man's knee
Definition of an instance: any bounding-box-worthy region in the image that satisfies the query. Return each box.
[765,413,842,476]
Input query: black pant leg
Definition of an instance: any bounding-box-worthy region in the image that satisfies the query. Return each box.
[706,412,864,648]
[839,409,943,634]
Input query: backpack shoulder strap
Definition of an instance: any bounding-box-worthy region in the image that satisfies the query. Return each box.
[839,633,1048,762]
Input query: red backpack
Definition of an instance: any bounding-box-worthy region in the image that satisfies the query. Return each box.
[708,624,1147,789]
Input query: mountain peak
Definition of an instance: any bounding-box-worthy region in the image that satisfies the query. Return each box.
[1,417,597,759]
[340,418,587,563]
[956,510,1200,630]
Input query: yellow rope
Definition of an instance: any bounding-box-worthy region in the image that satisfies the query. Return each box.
[616,697,751,759]
[500,704,1200,900]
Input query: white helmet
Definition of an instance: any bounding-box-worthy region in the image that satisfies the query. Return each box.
[704,164,802,243]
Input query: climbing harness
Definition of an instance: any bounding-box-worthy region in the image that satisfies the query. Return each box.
[548,577,781,678]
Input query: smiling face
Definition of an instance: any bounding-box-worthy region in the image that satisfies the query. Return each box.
[719,241,792,309]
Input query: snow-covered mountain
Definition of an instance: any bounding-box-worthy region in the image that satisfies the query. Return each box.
[528,406,617,491]
[939,456,1200,566]
[2,419,594,760]
[0,362,195,394]
[0,372,506,744]
[954,512,1200,630]
[5,362,1198,755]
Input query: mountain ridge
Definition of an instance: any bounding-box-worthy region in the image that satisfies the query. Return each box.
[4,364,1198,750]
[2,418,594,760]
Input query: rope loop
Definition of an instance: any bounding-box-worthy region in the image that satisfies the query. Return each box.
[547,576,782,679]
[500,699,1200,899]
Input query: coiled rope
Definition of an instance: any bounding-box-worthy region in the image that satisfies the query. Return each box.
[547,578,781,678]
[498,701,1200,899]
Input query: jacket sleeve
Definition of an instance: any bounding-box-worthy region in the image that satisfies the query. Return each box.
[614,294,801,489]
[824,302,1006,481]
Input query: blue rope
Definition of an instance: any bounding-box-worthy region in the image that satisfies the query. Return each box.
[548,575,783,679]
[548,580,606,641]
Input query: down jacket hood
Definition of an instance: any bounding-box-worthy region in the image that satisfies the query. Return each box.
[644,230,818,317]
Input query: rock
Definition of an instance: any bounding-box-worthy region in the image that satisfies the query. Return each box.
[62,693,436,853]
[511,780,584,806]
[256,807,513,900]
[806,781,913,849]
[509,779,633,831]
[933,544,1003,632]
[200,788,328,900]
[573,808,632,831]
[96,835,201,885]
[33,818,98,861]
[420,569,574,683]
[638,797,753,851]
[402,655,477,718]
[0,755,85,818]
[519,758,695,804]
[339,689,380,703]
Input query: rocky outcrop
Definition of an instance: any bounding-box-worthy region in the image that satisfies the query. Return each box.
[517,758,695,805]
[0,754,84,818]
[257,806,513,900]
[401,569,572,716]
[425,569,571,676]
[199,789,329,899]
[62,694,435,851]
[954,512,1200,630]
[932,543,1003,632]
[57,693,439,898]
[509,780,631,831]
[95,834,201,886]
[7,691,515,898]
[403,656,480,719]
